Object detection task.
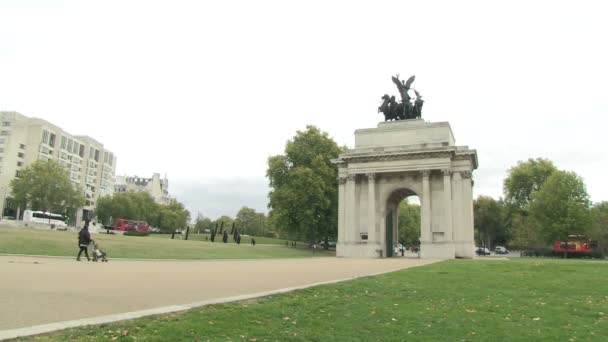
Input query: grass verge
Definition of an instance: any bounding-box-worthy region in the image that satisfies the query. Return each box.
[13,258,608,341]
[0,227,333,259]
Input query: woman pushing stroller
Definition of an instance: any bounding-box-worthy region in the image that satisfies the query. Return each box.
[77,221,91,261]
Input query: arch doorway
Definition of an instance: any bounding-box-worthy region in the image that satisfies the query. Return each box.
[385,189,420,258]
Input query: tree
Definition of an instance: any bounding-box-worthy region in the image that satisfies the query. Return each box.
[194,214,214,233]
[10,160,84,219]
[95,192,160,227]
[507,211,541,249]
[589,202,608,255]
[529,171,591,243]
[398,200,420,247]
[503,158,557,210]
[158,199,190,232]
[95,195,113,226]
[474,196,508,248]
[267,126,343,244]
[214,215,234,232]
[235,206,266,236]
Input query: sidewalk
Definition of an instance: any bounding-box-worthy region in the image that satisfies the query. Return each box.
[0,255,439,335]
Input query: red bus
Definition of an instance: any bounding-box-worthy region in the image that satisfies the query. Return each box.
[554,235,595,255]
[114,218,149,232]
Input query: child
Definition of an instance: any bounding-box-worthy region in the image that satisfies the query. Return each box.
[91,240,108,262]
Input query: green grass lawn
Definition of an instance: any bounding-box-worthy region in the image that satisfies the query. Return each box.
[13,258,608,341]
[149,232,294,246]
[0,227,333,259]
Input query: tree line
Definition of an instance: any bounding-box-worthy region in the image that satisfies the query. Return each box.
[96,192,190,233]
[193,206,269,237]
[475,158,607,254]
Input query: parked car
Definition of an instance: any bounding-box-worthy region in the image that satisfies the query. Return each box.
[475,247,491,256]
[318,240,337,249]
[495,246,509,254]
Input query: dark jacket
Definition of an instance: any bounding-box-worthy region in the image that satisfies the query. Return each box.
[78,228,91,246]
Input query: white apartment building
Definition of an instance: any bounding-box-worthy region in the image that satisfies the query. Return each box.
[0,111,117,225]
[114,173,170,205]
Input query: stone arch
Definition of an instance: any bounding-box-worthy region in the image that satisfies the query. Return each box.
[333,120,477,259]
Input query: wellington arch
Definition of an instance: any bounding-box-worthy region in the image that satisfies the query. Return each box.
[332,119,478,259]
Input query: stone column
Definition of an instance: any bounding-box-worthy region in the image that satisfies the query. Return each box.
[451,171,464,243]
[461,171,475,257]
[366,173,376,242]
[442,169,453,241]
[420,170,431,242]
[337,176,347,244]
[345,174,357,242]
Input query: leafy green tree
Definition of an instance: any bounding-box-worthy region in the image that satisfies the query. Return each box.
[589,202,608,255]
[267,126,343,244]
[214,215,234,232]
[95,196,113,226]
[97,192,159,227]
[158,199,190,232]
[398,200,420,247]
[529,171,591,243]
[503,158,557,210]
[474,196,508,248]
[10,160,84,219]
[194,214,214,233]
[508,212,541,249]
[235,206,266,236]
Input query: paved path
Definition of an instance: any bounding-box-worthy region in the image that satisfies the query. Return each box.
[0,256,438,334]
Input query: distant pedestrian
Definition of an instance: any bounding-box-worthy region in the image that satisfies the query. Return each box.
[251,238,256,246]
[77,222,91,261]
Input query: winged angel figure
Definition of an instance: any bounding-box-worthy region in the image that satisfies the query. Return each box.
[378,74,423,121]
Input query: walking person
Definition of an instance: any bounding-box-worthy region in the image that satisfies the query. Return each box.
[77,221,92,261]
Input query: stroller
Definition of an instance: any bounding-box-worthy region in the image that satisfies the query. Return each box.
[91,240,108,262]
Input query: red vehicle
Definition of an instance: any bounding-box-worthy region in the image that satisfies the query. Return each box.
[114,218,149,232]
[554,235,595,256]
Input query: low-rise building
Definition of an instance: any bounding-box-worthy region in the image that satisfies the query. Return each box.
[114,173,170,205]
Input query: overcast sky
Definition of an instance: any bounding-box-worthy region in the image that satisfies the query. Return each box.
[1,0,607,219]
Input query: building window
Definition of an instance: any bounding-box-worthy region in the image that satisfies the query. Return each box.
[15,170,21,177]
[94,149,100,162]
[61,136,67,149]
[19,143,25,149]
[79,145,85,158]
[17,161,23,167]
[72,142,79,154]
[0,131,9,136]
[49,133,56,147]
[42,129,49,144]
[67,139,73,152]
[89,147,94,159]
[18,152,24,158]
[2,121,10,126]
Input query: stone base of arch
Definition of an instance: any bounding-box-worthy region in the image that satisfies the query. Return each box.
[333,119,478,259]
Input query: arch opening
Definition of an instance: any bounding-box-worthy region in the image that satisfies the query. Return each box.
[385,188,421,258]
